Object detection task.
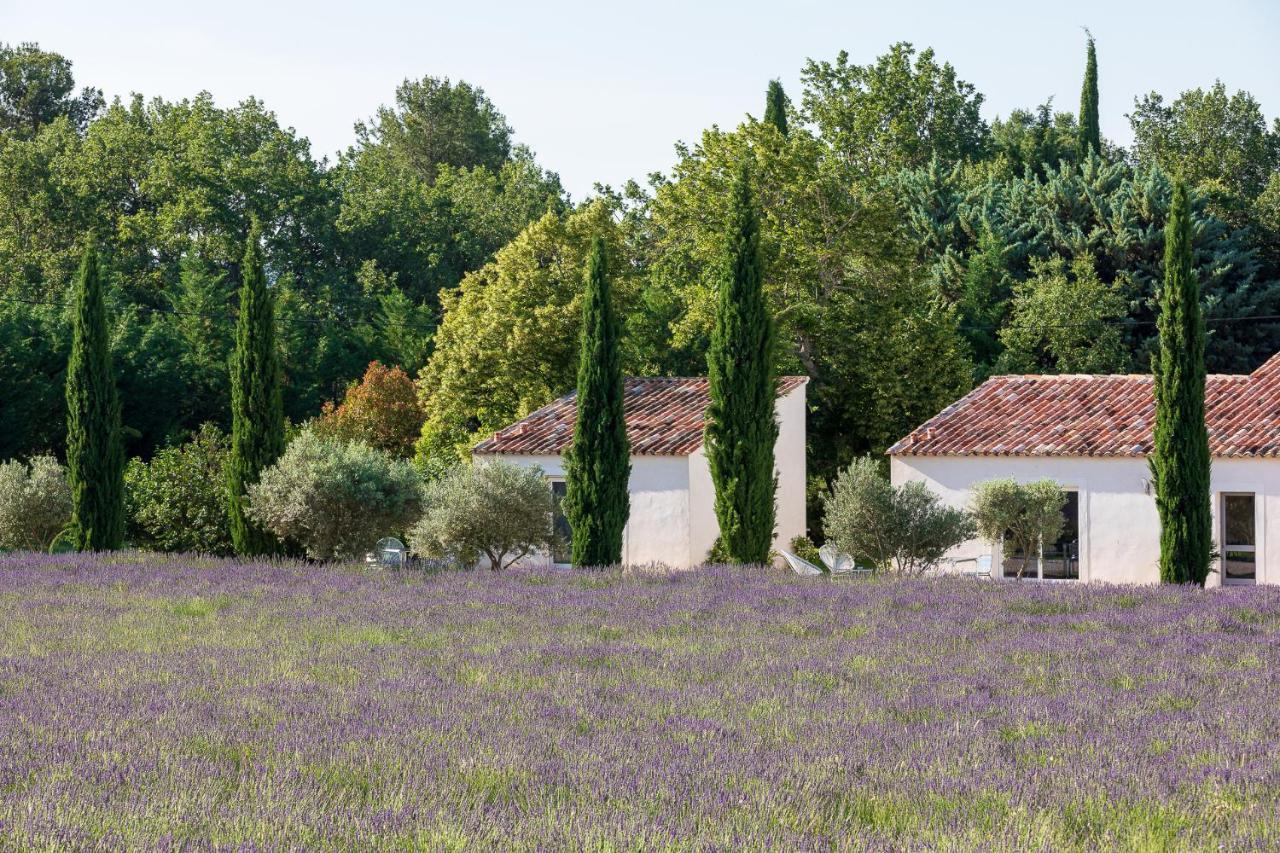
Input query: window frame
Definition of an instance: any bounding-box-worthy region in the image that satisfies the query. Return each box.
[1220,491,1258,586]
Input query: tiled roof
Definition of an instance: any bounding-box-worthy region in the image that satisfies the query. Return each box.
[473,376,808,457]
[888,353,1280,458]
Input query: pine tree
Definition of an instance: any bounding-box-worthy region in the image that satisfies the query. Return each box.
[704,162,778,565]
[1151,181,1212,585]
[64,245,125,550]
[1077,30,1101,157]
[763,79,788,137]
[227,223,285,556]
[563,236,631,566]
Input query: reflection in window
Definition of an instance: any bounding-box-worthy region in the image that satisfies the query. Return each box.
[1003,491,1080,580]
[550,480,572,565]
[1222,493,1256,584]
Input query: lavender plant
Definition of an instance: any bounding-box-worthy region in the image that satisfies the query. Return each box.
[0,552,1277,848]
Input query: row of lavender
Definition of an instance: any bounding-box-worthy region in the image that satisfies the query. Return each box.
[1,552,1278,847]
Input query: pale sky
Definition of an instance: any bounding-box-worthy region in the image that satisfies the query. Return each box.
[5,0,1278,199]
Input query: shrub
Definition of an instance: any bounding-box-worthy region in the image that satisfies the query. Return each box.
[0,455,72,551]
[789,535,822,565]
[822,457,975,575]
[246,430,424,560]
[970,478,1067,578]
[313,362,425,458]
[125,423,234,555]
[409,460,554,570]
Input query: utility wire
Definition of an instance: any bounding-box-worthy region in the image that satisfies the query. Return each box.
[3,293,1279,335]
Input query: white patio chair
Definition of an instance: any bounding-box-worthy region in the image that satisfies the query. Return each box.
[781,550,826,576]
[819,544,874,577]
[950,554,993,579]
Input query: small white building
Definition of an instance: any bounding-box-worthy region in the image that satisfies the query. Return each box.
[473,376,808,568]
[889,354,1280,586]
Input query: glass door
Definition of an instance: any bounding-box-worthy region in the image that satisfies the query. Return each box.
[1221,493,1256,585]
[550,480,573,566]
[1042,491,1080,580]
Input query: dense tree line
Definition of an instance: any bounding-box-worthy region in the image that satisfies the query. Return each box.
[2,37,1278,537]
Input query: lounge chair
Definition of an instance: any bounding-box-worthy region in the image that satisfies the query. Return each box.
[781,550,826,576]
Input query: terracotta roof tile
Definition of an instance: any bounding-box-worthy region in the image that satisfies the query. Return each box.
[888,356,1280,458]
[473,376,808,457]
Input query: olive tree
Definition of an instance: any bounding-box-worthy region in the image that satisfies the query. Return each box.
[409,460,555,570]
[246,430,423,560]
[822,457,975,575]
[0,454,72,551]
[970,478,1066,578]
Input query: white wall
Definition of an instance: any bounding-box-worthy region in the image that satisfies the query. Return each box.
[773,383,808,556]
[488,453,694,568]
[891,455,1280,586]
[485,381,808,569]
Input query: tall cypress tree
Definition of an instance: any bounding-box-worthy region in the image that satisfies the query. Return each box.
[1077,30,1101,157]
[65,245,124,551]
[227,222,285,556]
[1151,181,1212,585]
[704,162,778,565]
[563,236,631,567]
[763,79,789,137]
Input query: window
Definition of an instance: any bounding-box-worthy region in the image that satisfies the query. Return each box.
[1042,491,1080,580]
[1222,493,1256,585]
[1002,491,1080,581]
[550,480,572,565]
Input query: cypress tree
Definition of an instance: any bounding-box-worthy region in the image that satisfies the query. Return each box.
[1077,30,1101,157]
[1151,181,1212,585]
[64,245,125,550]
[228,222,285,556]
[704,162,778,565]
[763,79,789,137]
[563,236,631,567]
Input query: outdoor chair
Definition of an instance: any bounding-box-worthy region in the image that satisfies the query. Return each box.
[781,550,826,576]
[950,554,993,579]
[819,544,874,577]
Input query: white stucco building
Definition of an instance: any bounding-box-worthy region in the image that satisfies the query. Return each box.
[473,376,808,568]
[889,354,1280,586]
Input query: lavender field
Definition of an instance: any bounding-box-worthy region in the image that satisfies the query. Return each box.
[1,554,1278,849]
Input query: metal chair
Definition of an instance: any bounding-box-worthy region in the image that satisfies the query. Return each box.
[950,553,993,579]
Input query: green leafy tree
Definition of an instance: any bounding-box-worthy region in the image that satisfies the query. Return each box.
[125,423,233,555]
[704,163,777,564]
[971,478,1067,579]
[763,79,789,137]
[415,202,637,462]
[822,457,974,575]
[359,76,513,181]
[227,225,285,556]
[0,297,69,460]
[990,100,1079,179]
[801,43,988,177]
[409,460,555,570]
[1077,31,1101,157]
[563,237,630,567]
[1129,82,1280,235]
[0,42,102,136]
[246,429,423,561]
[65,245,124,550]
[0,455,72,551]
[997,254,1130,374]
[337,78,564,307]
[1150,181,1213,585]
[643,116,971,514]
